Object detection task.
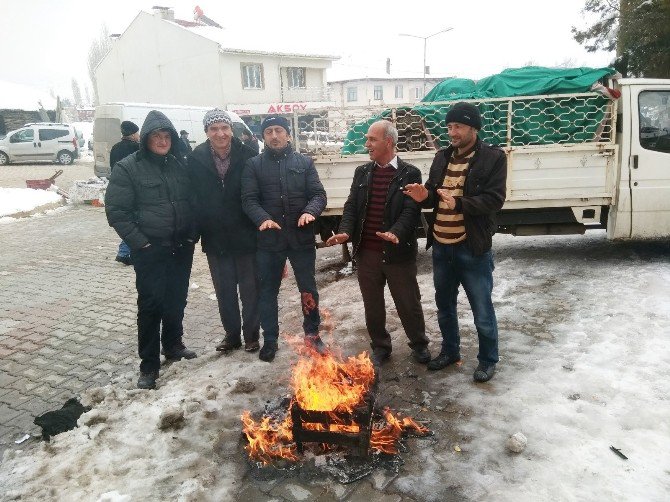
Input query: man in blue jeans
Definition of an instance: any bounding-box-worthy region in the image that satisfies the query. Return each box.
[404,102,507,382]
[241,115,327,362]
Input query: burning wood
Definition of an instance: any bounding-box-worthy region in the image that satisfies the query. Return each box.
[241,344,430,465]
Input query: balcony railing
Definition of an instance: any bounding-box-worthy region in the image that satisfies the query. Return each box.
[280,86,332,102]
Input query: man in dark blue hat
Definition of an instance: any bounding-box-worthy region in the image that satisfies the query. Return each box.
[241,115,327,362]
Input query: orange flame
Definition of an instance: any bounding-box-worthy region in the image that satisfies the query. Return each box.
[241,342,430,463]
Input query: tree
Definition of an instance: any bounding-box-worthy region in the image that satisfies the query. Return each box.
[87,25,113,105]
[71,78,82,107]
[572,0,670,78]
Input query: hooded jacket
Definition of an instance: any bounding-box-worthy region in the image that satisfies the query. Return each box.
[188,136,257,255]
[105,110,197,251]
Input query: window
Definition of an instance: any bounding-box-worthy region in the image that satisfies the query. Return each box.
[413,87,423,99]
[241,63,264,89]
[39,129,69,141]
[347,87,357,102]
[639,90,670,153]
[10,129,34,143]
[395,85,403,99]
[373,85,383,100]
[286,67,306,88]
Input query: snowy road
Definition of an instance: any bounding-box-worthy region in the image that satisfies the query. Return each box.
[0,208,668,501]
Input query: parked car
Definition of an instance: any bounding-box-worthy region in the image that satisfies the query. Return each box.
[0,123,80,165]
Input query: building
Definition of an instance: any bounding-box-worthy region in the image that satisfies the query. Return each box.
[329,76,445,109]
[95,8,338,131]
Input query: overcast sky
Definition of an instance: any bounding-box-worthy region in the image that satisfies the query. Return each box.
[0,0,613,100]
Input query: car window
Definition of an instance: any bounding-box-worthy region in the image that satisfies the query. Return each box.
[10,129,34,143]
[39,129,70,141]
[639,90,670,153]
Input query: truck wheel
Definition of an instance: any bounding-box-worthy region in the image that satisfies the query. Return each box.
[57,150,74,165]
[0,151,9,165]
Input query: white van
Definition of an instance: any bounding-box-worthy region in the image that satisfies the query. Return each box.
[93,103,254,177]
[0,123,80,165]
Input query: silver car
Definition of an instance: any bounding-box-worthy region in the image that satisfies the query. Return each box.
[0,122,80,165]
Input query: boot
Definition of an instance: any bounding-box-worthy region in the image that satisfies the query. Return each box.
[163,343,197,361]
[427,352,461,371]
[137,370,158,389]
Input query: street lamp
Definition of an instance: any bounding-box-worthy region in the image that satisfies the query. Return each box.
[399,27,453,97]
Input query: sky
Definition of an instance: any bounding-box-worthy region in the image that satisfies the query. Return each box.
[0,0,614,101]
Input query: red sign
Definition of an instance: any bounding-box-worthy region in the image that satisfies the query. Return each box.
[267,103,308,114]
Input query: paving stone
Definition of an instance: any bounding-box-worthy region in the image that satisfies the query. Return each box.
[344,481,401,502]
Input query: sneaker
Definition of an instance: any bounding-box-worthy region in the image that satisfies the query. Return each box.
[370,347,391,367]
[259,342,278,362]
[137,370,158,389]
[115,255,132,266]
[411,346,432,364]
[163,343,197,361]
[305,334,327,355]
[427,352,461,371]
[215,337,242,352]
[473,363,496,382]
[244,340,260,352]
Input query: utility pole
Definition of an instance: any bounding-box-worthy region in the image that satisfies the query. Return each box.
[399,27,453,97]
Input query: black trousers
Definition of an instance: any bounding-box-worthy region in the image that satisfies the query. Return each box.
[133,244,194,373]
[356,248,428,353]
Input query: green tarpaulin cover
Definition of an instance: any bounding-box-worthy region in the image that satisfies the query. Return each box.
[341,66,617,154]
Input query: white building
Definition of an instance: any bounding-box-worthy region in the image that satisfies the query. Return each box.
[328,76,446,109]
[95,8,338,122]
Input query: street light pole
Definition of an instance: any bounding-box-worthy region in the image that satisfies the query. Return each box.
[400,27,453,97]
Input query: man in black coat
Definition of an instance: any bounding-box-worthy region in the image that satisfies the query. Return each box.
[404,102,507,383]
[241,115,327,362]
[327,120,430,367]
[105,110,198,389]
[188,109,260,354]
[109,120,139,265]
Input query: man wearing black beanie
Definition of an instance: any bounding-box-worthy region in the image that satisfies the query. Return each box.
[404,102,507,383]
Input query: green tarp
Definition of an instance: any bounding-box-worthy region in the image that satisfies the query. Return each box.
[341,66,617,155]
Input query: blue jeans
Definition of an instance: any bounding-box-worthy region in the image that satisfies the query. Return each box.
[117,240,131,258]
[432,241,499,364]
[256,247,320,345]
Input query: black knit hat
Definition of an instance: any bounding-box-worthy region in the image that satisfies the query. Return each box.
[120,120,139,136]
[445,102,482,130]
[261,115,291,135]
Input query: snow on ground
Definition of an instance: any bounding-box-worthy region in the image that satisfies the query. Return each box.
[0,188,63,217]
[0,231,669,501]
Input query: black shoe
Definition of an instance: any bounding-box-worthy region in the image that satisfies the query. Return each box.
[259,343,278,362]
[305,334,327,355]
[427,352,462,371]
[115,255,132,266]
[370,348,391,367]
[163,343,197,361]
[215,337,242,352]
[411,346,432,364]
[137,370,158,389]
[473,363,496,382]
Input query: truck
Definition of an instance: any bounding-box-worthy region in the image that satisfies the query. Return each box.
[92,103,254,178]
[288,73,670,241]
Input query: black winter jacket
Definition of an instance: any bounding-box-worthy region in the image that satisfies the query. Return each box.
[241,144,327,251]
[188,137,257,256]
[105,110,197,251]
[109,138,139,172]
[421,138,507,255]
[338,158,422,264]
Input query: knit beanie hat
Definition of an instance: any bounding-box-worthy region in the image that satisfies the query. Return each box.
[120,121,139,136]
[203,108,232,131]
[445,102,482,130]
[261,115,291,135]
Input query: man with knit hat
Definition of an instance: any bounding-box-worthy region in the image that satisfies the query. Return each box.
[109,120,140,265]
[241,114,327,362]
[404,102,507,383]
[105,110,198,389]
[188,108,261,355]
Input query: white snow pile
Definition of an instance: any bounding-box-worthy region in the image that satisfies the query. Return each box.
[0,187,63,218]
[0,232,668,501]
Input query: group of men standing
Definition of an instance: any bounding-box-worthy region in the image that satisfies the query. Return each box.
[105,101,506,390]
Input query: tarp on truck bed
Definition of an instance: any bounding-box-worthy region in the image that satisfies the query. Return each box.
[341,66,617,154]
